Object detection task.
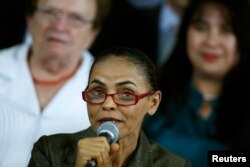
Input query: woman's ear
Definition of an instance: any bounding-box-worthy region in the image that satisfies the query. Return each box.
[147,90,162,116]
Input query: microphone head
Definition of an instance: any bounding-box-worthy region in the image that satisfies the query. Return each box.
[96,121,119,144]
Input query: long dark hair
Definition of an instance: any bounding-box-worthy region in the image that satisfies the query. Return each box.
[159,0,250,145]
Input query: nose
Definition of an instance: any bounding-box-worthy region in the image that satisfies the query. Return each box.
[205,29,219,47]
[51,12,68,30]
[102,95,116,111]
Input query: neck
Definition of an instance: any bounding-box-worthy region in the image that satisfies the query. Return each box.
[29,52,82,85]
[192,72,223,99]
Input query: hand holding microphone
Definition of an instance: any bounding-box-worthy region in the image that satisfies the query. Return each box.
[75,122,119,167]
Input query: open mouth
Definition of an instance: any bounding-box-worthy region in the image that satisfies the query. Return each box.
[47,37,66,44]
[98,118,122,124]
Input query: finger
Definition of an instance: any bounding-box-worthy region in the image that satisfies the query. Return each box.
[75,154,92,167]
[97,141,113,167]
[110,143,119,155]
[76,137,111,167]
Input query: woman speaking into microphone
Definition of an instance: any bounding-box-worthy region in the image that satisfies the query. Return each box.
[28,47,191,167]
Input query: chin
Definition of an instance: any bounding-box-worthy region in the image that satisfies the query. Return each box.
[201,70,225,79]
[46,50,65,58]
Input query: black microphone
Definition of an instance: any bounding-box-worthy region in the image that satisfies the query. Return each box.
[85,121,119,167]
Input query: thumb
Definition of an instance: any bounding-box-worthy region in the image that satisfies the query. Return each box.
[110,143,119,155]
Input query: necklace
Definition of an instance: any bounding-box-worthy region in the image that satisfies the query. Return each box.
[203,94,218,101]
[30,60,81,86]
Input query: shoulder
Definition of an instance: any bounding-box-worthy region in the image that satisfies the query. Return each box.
[0,44,26,59]
[29,129,91,166]
[149,140,191,167]
[80,50,94,71]
[82,50,94,64]
[0,45,18,65]
[0,44,29,78]
[139,130,191,167]
[0,44,28,69]
[29,128,95,166]
[35,127,94,147]
[33,131,81,152]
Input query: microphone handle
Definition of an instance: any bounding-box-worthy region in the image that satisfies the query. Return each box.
[85,159,96,167]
